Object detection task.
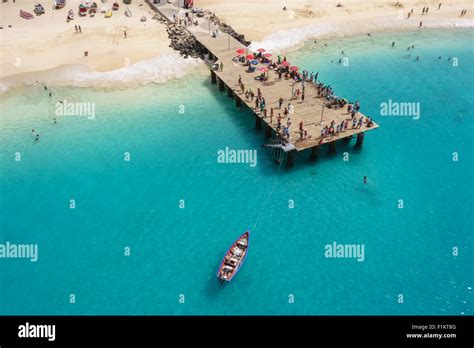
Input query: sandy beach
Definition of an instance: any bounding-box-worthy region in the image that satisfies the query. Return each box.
[0,0,472,84]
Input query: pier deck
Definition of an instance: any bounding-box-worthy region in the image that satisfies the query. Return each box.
[151,1,379,153]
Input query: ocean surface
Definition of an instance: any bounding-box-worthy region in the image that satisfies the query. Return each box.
[0,28,473,315]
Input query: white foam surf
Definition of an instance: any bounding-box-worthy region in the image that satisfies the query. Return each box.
[0,53,203,94]
[249,18,474,53]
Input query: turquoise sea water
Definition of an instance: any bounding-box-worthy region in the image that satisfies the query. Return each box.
[0,29,473,315]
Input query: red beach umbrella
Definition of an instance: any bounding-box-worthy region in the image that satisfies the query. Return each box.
[281,61,290,67]
[235,48,245,55]
[264,53,272,58]
[257,48,266,53]
[246,54,255,59]
[290,66,299,71]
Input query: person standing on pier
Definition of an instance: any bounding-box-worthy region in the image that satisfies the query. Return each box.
[278,97,283,109]
[220,61,224,72]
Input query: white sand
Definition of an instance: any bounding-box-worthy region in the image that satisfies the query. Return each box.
[0,0,174,78]
[0,0,472,85]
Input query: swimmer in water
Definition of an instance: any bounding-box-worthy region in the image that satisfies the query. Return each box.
[35,134,40,141]
[364,176,367,184]
[392,42,395,47]
[49,92,51,97]
[416,56,419,61]
[53,118,57,124]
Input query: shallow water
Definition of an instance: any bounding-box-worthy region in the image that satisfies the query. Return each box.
[0,29,473,315]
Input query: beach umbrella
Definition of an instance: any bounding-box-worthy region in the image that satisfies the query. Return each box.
[246,54,255,60]
[290,66,299,71]
[257,48,266,53]
[235,48,245,55]
[250,60,259,65]
[281,61,290,67]
[264,53,272,58]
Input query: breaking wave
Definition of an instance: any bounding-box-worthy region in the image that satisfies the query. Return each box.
[0,53,203,93]
[249,18,474,53]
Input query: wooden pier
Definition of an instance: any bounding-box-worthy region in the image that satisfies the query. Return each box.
[150,2,379,167]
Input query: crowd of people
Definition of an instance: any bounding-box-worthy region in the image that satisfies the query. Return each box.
[231,49,376,143]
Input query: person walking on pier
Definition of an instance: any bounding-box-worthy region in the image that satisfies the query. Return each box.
[220,61,224,72]
[278,97,284,109]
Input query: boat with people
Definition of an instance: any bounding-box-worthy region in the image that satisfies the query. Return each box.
[54,0,66,9]
[216,231,249,283]
[20,10,34,20]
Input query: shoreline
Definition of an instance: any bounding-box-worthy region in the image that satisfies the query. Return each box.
[1,20,472,94]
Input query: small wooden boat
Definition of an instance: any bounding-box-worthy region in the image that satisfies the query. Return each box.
[54,0,66,9]
[79,4,87,16]
[216,231,249,282]
[34,4,45,15]
[20,10,34,20]
[67,9,74,20]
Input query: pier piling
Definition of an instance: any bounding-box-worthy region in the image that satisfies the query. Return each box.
[227,86,233,98]
[327,141,337,154]
[355,132,365,147]
[219,79,225,91]
[235,94,242,107]
[211,70,217,84]
[264,125,272,140]
[255,114,262,130]
[309,146,319,161]
[285,150,295,169]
